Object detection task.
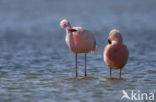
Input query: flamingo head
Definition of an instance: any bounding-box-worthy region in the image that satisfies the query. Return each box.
[60,19,71,29]
[60,19,77,32]
[108,29,123,44]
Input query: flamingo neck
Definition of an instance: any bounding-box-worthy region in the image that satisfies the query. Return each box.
[66,29,75,49]
[111,40,122,50]
[112,40,122,45]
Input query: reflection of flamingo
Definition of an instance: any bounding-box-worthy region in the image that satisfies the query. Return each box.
[104,29,129,78]
[121,90,130,100]
[60,19,97,77]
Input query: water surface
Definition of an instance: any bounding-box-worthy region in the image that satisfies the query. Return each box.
[0,0,156,102]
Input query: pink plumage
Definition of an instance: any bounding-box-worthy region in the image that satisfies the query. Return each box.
[103,29,129,79]
[60,19,97,77]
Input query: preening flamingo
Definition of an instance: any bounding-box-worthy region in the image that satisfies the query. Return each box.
[104,29,129,78]
[60,19,97,77]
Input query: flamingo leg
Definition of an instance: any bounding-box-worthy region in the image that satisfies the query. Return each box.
[110,68,112,78]
[84,53,87,76]
[75,53,78,77]
[120,69,122,79]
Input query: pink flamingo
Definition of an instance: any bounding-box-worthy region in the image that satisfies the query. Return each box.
[103,29,129,78]
[60,19,97,77]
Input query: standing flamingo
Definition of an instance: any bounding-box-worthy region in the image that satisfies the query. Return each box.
[60,19,97,77]
[103,29,129,79]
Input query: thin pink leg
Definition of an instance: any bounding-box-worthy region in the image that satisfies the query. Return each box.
[84,53,87,76]
[75,53,78,77]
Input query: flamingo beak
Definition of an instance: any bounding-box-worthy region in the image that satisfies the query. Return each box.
[108,39,111,44]
[70,29,77,32]
[66,27,77,32]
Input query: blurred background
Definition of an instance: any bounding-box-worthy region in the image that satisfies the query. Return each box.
[0,0,156,102]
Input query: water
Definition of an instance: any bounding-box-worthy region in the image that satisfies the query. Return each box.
[0,0,156,102]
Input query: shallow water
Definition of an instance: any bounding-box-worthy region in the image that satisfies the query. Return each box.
[0,0,156,102]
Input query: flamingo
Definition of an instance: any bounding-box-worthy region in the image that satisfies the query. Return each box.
[60,19,97,77]
[103,29,129,79]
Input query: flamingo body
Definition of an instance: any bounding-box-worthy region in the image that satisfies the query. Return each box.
[103,29,129,78]
[104,44,128,69]
[66,27,96,53]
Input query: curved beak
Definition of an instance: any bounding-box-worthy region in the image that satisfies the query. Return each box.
[108,39,111,44]
[70,29,77,32]
[67,27,77,32]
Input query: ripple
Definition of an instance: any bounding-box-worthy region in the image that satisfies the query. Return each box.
[0,0,156,102]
